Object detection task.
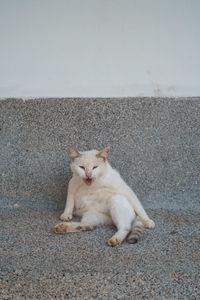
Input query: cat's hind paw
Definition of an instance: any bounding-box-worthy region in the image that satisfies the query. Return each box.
[143,219,155,229]
[54,223,68,234]
[60,212,72,221]
[108,237,122,247]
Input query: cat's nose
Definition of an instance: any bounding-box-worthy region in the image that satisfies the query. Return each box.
[86,172,92,178]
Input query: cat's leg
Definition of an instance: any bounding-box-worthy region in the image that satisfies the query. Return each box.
[54,221,94,234]
[127,190,155,229]
[55,211,112,234]
[108,194,135,247]
[60,179,75,221]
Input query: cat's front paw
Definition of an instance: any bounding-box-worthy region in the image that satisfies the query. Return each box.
[142,219,155,229]
[60,212,72,221]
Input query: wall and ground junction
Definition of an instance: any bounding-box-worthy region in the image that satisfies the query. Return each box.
[0,1,200,299]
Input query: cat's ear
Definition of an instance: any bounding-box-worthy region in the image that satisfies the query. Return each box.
[96,146,110,161]
[67,147,81,162]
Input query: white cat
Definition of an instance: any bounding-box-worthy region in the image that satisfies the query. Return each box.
[55,147,155,246]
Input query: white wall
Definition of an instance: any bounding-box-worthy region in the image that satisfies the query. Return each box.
[0,0,200,98]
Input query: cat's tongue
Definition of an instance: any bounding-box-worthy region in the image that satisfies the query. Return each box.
[85,178,92,185]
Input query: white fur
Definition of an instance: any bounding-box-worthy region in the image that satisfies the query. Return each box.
[60,148,155,246]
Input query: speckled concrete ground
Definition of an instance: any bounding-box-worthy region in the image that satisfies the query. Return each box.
[0,98,200,299]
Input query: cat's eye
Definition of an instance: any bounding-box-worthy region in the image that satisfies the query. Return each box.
[93,166,98,169]
[79,166,85,170]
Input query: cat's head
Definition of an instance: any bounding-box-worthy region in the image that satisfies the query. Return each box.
[67,147,110,186]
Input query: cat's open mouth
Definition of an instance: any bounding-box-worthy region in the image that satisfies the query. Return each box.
[85,178,93,185]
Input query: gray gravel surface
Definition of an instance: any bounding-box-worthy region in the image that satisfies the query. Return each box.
[0,98,200,299]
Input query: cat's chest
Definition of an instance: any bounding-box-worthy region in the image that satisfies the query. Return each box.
[73,184,113,215]
[74,185,110,203]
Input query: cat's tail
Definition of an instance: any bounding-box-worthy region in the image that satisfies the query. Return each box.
[126,216,144,244]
